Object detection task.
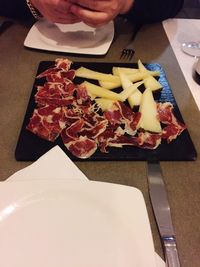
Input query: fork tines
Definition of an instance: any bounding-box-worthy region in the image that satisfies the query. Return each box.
[120,47,135,60]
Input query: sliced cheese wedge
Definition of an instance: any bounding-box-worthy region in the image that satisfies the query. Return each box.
[81,81,123,101]
[128,89,142,108]
[144,75,162,92]
[119,73,143,102]
[138,59,148,72]
[112,67,139,76]
[138,88,162,133]
[76,67,120,83]
[98,80,121,90]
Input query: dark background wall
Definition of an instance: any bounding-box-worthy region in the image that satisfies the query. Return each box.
[177,0,200,18]
[184,0,200,7]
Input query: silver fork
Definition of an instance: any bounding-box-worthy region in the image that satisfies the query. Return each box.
[120,42,135,60]
[120,23,141,60]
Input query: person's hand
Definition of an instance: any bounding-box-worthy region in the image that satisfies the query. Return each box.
[68,0,135,27]
[31,0,81,24]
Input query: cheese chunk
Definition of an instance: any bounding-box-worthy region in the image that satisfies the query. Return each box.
[76,67,120,83]
[119,73,143,102]
[82,81,123,101]
[138,88,162,133]
[143,75,162,92]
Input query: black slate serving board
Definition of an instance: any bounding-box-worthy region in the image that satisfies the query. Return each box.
[15,61,197,161]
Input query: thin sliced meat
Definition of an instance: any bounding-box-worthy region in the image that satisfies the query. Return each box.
[157,102,174,123]
[108,135,139,148]
[36,67,58,79]
[137,132,162,149]
[35,82,75,106]
[37,58,74,82]
[104,109,122,125]
[162,124,186,143]
[80,119,108,139]
[26,105,66,142]
[55,58,72,70]
[62,135,97,159]
[157,102,186,142]
[65,119,85,139]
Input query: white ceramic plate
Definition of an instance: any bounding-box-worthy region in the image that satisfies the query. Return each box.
[24,20,114,55]
[0,180,156,267]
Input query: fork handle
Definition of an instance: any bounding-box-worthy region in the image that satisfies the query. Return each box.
[0,20,13,34]
[130,22,142,40]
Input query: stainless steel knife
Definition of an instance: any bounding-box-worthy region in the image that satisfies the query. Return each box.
[147,162,181,267]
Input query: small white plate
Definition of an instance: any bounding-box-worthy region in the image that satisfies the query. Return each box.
[0,180,156,267]
[24,20,114,55]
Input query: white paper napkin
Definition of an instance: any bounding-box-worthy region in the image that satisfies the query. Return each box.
[6,146,165,267]
[163,18,200,110]
[7,146,87,182]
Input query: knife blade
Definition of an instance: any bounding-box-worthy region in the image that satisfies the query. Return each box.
[147,162,181,267]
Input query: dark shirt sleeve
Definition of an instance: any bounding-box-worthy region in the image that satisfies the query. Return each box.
[0,0,34,20]
[125,0,184,24]
[0,0,184,23]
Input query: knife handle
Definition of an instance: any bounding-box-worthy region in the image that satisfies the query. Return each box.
[163,236,181,267]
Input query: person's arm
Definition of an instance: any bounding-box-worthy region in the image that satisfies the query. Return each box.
[0,0,81,24]
[125,0,184,24]
[0,0,184,24]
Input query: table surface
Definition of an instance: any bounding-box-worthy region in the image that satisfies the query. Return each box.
[0,13,200,267]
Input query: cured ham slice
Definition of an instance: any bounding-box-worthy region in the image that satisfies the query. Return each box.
[157,102,186,143]
[67,137,98,159]
[107,135,139,148]
[64,119,85,139]
[61,130,97,159]
[157,102,175,124]
[26,105,66,142]
[162,124,185,143]
[36,58,75,83]
[61,115,108,158]
[104,102,141,135]
[35,82,75,107]
[37,69,75,84]
[55,58,72,70]
[137,132,162,149]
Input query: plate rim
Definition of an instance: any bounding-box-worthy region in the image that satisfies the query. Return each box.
[24,20,114,55]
